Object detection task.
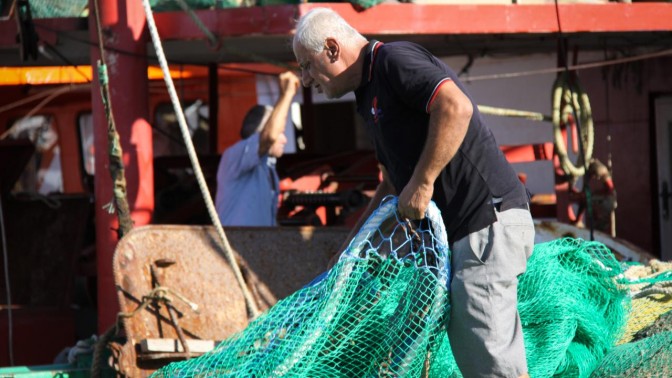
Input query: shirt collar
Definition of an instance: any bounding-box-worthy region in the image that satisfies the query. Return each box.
[360,40,383,88]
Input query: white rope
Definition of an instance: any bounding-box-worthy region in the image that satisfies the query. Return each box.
[140,0,260,318]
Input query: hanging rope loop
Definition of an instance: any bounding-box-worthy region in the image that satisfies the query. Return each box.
[552,72,594,179]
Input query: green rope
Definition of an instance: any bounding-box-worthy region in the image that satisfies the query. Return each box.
[97,62,133,238]
[626,271,672,286]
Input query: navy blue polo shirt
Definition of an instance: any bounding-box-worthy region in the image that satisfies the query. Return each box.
[354,40,529,243]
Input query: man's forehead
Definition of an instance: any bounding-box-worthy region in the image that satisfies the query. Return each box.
[293,44,313,60]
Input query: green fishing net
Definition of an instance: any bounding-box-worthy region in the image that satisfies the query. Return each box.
[151,197,669,377]
[28,0,88,18]
[591,260,672,378]
[154,198,453,377]
[519,238,629,378]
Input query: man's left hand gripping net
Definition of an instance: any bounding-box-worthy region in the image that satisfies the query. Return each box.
[152,197,454,377]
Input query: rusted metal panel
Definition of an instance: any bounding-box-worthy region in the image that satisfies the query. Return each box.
[112,225,347,376]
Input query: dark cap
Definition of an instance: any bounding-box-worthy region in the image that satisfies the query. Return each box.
[240,105,273,139]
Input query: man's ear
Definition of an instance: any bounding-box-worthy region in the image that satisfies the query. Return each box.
[324,38,339,61]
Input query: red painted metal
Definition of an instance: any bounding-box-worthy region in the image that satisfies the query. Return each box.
[0,3,669,53]
[0,308,75,366]
[153,6,300,38]
[501,143,554,164]
[89,0,153,333]
[311,3,672,35]
[151,3,672,40]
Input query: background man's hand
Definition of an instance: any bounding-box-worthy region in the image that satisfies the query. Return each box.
[279,71,300,95]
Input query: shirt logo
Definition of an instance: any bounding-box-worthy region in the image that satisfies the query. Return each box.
[371,96,383,124]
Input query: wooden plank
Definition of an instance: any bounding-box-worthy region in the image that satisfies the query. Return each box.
[140,338,217,353]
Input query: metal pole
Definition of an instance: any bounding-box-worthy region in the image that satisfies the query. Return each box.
[89,0,153,332]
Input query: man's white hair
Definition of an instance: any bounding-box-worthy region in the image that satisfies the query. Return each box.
[294,8,367,54]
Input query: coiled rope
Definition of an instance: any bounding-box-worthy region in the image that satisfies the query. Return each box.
[552,72,594,178]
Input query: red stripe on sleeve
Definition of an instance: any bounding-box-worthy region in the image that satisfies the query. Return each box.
[425,78,452,113]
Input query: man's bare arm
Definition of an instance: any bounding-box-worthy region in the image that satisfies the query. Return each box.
[397,80,473,219]
[258,72,299,155]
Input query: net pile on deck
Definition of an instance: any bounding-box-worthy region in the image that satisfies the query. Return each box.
[152,197,670,377]
[591,259,672,378]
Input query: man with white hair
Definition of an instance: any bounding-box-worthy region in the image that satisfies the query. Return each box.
[215,71,299,226]
[294,8,534,378]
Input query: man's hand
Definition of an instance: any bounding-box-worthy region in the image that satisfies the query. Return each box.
[397,178,434,220]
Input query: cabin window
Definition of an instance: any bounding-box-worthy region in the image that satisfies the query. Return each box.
[5,115,63,194]
[78,113,95,177]
[153,101,209,157]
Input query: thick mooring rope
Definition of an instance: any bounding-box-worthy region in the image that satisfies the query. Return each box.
[551,72,594,178]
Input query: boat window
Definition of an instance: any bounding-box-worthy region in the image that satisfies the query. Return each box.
[153,101,209,157]
[78,112,95,177]
[5,115,63,194]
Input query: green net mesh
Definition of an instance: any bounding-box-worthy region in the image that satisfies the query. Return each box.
[591,260,672,377]
[27,0,227,18]
[153,198,453,377]
[149,197,672,378]
[518,238,629,378]
[29,0,88,18]
[149,0,239,11]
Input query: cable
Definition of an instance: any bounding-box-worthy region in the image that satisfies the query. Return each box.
[174,0,219,48]
[464,48,672,83]
[32,12,669,82]
[41,41,92,83]
[33,22,289,76]
[0,194,14,366]
[0,84,88,140]
[603,48,616,238]
[0,85,84,118]
[140,0,260,319]
[554,0,594,241]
